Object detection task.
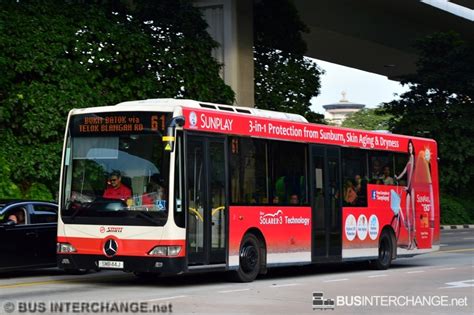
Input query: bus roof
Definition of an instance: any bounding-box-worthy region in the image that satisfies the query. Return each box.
[69,98,308,124]
[67,98,436,153]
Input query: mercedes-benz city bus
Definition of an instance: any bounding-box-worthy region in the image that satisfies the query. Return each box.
[57,99,440,282]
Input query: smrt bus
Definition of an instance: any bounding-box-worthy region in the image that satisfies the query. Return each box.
[57,99,440,282]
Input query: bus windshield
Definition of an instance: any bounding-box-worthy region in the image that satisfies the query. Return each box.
[61,112,171,226]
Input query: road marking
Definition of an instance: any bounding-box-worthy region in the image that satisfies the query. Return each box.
[270,283,300,288]
[437,267,456,271]
[145,295,188,302]
[437,248,474,254]
[463,237,474,240]
[439,279,474,289]
[323,278,349,283]
[368,274,388,278]
[218,288,250,294]
[407,270,425,274]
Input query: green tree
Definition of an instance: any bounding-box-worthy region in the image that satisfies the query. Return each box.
[342,108,393,130]
[0,0,233,197]
[253,0,324,123]
[383,32,474,195]
[0,157,21,199]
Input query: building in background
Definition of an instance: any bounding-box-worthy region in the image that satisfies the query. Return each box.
[323,92,365,125]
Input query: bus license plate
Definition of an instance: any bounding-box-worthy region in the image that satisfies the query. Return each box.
[98,260,124,269]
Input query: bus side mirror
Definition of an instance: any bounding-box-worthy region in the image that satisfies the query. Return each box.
[172,116,185,128]
[163,116,185,152]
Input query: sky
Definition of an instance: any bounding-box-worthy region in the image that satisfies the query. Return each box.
[310,59,410,115]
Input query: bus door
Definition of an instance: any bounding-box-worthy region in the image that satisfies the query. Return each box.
[186,134,227,265]
[310,145,342,260]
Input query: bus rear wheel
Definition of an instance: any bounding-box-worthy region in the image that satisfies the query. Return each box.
[374,230,393,270]
[231,233,261,282]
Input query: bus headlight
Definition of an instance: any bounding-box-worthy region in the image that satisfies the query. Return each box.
[148,246,181,257]
[57,242,77,253]
[167,246,182,256]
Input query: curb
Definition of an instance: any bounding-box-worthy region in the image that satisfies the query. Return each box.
[441,225,474,230]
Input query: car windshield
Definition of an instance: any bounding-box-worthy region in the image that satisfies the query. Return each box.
[61,112,171,226]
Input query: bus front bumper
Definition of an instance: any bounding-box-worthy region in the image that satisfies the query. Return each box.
[57,254,186,275]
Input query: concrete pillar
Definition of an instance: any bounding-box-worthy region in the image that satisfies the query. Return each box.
[194,0,255,107]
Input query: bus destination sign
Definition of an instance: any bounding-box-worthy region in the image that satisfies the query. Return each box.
[71,112,169,136]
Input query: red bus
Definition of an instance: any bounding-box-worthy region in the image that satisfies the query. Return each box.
[57,99,440,282]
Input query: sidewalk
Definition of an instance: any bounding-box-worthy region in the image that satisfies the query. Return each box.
[440,224,474,230]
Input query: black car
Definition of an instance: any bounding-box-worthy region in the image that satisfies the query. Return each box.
[0,200,57,271]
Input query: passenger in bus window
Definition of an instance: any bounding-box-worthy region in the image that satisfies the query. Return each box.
[371,159,383,180]
[354,175,362,193]
[382,166,394,185]
[103,171,132,201]
[289,194,299,205]
[142,182,159,206]
[344,180,357,205]
[158,186,166,200]
[272,195,280,204]
[356,177,368,207]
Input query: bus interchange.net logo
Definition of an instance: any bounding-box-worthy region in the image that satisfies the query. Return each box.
[312,292,469,310]
[312,292,335,310]
[1,301,173,314]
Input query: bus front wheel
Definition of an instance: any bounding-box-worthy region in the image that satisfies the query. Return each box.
[232,233,261,282]
[374,230,393,270]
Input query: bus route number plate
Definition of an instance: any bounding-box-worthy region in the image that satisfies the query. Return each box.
[98,260,124,269]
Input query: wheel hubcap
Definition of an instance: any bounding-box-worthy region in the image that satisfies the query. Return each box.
[240,243,258,273]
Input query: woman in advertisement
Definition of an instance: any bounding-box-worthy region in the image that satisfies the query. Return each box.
[395,140,416,249]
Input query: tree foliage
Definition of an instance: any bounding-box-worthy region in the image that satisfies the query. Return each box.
[253,0,324,123]
[0,157,21,199]
[382,32,474,195]
[341,108,393,130]
[0,0,233,197]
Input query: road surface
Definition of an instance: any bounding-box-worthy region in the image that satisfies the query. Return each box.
[0,229,472,314]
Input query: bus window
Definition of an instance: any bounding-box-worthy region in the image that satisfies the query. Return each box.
[61,111,171,226]
[230,137,268,204]
[342,148,367,207]
[270,141,307,205]
[368,152,394,185]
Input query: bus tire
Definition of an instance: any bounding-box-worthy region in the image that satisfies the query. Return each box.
[231,233,261,282]
[374,230,393,270]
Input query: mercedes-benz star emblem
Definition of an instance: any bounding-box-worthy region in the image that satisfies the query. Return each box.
[104,239,118,257]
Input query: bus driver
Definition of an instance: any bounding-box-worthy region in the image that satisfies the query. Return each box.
[103,171,132,201]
